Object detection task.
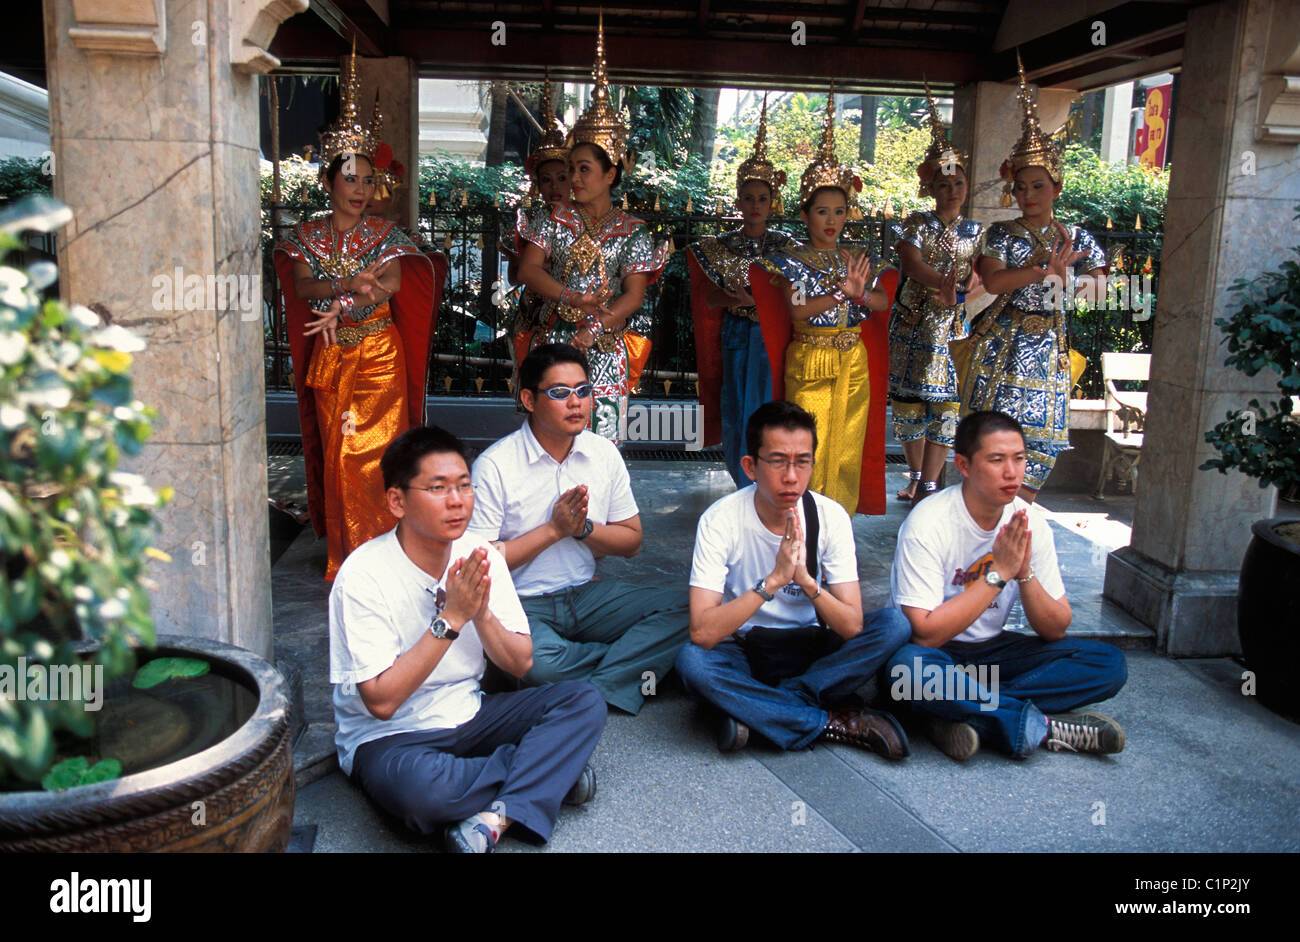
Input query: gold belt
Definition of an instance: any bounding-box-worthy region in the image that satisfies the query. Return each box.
[793,328,860,351]
[335,315,393,348]
[595,328,625,353]
[727,306,759,323]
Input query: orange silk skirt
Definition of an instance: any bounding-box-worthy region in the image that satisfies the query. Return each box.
[306,303,409,580]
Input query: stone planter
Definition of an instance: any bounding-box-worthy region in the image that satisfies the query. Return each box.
[1238,518,1300,718]
[0,635,295,852]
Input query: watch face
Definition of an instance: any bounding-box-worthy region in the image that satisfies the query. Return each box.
[984,569,1004,587]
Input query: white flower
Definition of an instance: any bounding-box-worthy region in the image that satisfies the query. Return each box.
[0,266,29,309]
[97,599,126,620]
[72,585,93,602]
[49,549,71,569]
[16,385,71,410]
[109,471,158,507]
[112,405,135,421]
[90,325,146,353]
[56,341,80,368]
[69,305,100,328]
[0,331,27,365]
[0,404,25,429]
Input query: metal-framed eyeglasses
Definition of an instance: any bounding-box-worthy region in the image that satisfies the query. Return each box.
[755,454,814,471]
[404,482,475,499]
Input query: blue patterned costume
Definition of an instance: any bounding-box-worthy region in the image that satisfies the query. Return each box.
[960,219,1106,490]
[889,212,984,448]
[688,228,796,484]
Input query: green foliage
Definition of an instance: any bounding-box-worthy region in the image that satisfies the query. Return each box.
[41,756,121,792]
[1201,206,1300,492]
[0,157,53,200]
[132,656,210,689]
[712,96,931,218]
[1056,144,1168,233]
[0,199,168,786]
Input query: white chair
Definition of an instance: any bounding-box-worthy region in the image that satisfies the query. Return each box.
[1094,352,1149,499]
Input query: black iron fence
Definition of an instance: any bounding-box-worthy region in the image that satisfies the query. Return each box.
[262,203,1158,402]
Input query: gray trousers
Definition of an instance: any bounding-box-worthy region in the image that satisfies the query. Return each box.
[521,579,691,713]
[351,681,605,843]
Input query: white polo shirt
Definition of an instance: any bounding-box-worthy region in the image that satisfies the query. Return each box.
[328,528,529,776]
[469,420,639,598]
[890,484,1066,644]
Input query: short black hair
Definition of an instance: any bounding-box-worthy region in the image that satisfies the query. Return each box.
[954,410,1025,460]
[746,400,818,458]
[381,425,469,491]
[321,152,373,186]
[569,142,623,188]
[519,343,589,392]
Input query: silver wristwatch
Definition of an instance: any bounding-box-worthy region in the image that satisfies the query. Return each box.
[983,569,1007,590]
[753,579,775,602]
[429,616,460,641]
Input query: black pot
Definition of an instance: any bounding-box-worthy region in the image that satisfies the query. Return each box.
[0,634,295,852]
[1238,517,1300,717]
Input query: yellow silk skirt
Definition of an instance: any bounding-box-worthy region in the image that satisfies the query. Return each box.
[306,303,409,580]
[784,327,870,516]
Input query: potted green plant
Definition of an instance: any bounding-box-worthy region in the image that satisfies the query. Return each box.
[1201,205,1300,718]
[0,198,294,850]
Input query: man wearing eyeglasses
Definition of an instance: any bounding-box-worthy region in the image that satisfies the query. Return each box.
[468,343,691,715]
[329,425,606,853]
[675,399,912,757]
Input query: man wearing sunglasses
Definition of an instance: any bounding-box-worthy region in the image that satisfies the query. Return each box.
[675,400,913,757]
[469,343,690,715]
[329,425,606,853]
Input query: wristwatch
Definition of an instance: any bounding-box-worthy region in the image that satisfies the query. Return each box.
[574,519,595,541]
[984,569,1007,590]
[752,579,775,602]
[429,616,460,641]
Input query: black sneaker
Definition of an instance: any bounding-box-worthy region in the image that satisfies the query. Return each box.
[716,715,750,753]
[563,764,597,806]
[1044,711,1125,754]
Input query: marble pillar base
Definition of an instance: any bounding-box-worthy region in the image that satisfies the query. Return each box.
[1103,546,1242,657]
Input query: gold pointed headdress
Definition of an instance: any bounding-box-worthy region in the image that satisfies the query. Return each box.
[527,70,569,176]
[1000,50,1064,202]
[566,11,632,171]
[320,38,380,168]
[916,81,969,197]
[798,85,860,207]
[736,93,786,196]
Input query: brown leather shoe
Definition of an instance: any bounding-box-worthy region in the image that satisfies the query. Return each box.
[820,708,910,759]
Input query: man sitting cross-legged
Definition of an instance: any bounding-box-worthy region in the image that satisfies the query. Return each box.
[887,409,1128,761]
[330,425,606,854]
[674,399,912,757]
[468,343,690,714]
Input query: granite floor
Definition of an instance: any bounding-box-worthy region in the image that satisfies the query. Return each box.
[275,459,1300,853]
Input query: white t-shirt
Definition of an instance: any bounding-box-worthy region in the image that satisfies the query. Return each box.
[890,484,1066,644]
[328,528,530,776]
[689,485,858,634]
[469,421,639,597]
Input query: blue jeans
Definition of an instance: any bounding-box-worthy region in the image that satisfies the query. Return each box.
[886,633,1127,757]
[674,607,912,750]
[721,315,771,487]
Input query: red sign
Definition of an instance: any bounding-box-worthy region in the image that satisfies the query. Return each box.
[1133,83,1172,170]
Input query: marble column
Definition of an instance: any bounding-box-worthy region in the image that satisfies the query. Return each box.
[43,0,305,660]
[355,56,420,231]
[1103,0,1299,655]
